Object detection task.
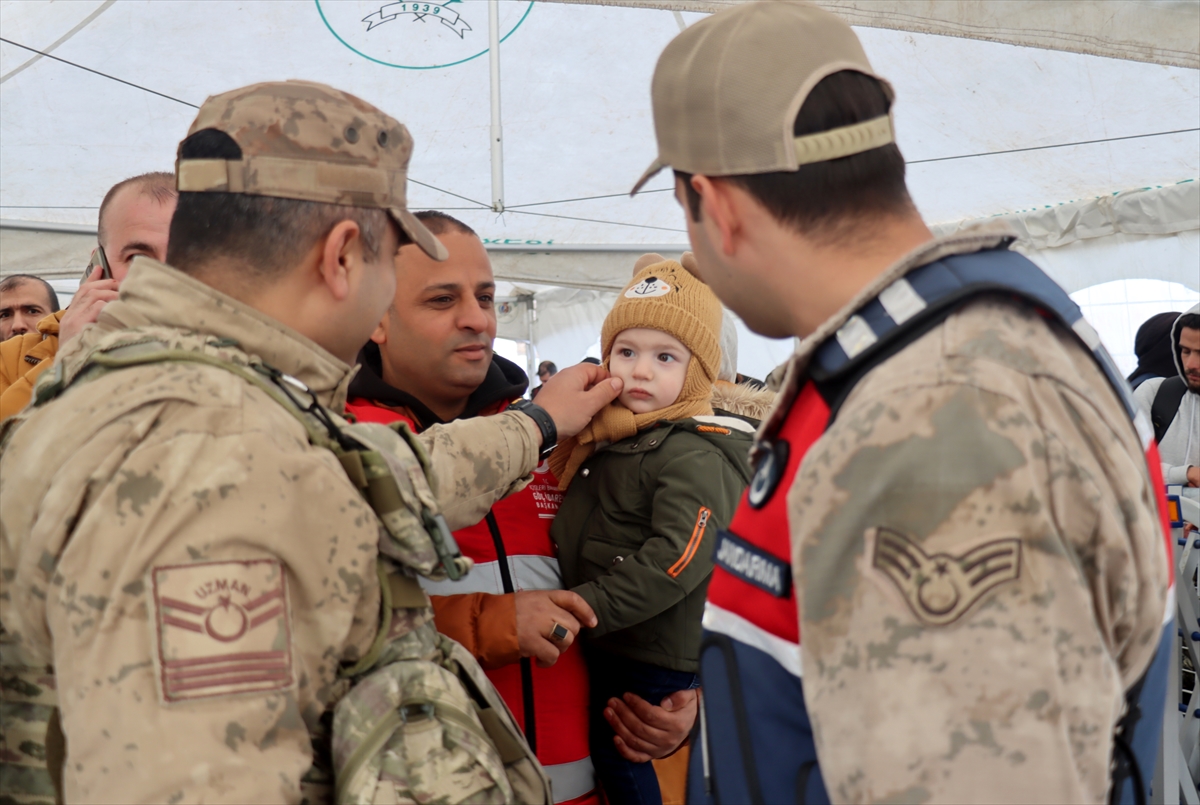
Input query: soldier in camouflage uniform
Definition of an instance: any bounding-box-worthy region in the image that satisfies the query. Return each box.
[0,81,621,804]
[630,3,1171,803]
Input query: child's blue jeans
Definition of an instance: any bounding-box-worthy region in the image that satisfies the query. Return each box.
[585,647,699,805]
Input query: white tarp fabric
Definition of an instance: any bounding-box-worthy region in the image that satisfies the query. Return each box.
[2,0,1198,378]
[2,1,1197,239]
[547,0,1200,69]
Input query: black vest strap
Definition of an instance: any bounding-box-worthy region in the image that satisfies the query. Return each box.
[1151,376,1188,445]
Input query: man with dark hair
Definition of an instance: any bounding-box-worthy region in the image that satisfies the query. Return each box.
[631,3,1171,803]
[345,212,696,805]
[0,80,620,803]
[0,275,58,340]
[532,360,558,399]
[1135,307,1200,491]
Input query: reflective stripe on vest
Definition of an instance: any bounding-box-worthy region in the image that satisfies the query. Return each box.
[545,756,597,804]
[420,554,562,596]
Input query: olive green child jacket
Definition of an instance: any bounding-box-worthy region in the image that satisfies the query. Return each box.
[551,416,754,672]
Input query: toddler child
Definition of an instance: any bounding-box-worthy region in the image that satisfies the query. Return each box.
[549,258,753,805]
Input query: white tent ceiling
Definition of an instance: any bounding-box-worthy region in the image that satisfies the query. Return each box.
[1,0,1198,378]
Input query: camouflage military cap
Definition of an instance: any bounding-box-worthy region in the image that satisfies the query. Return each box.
[176,80,447,261]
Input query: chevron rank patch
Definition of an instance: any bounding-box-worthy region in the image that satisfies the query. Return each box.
[868,528,1021,627]
[150,559,293,703]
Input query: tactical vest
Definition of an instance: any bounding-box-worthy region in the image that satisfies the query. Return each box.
[689,246,1175,805]
[4,338,553,805]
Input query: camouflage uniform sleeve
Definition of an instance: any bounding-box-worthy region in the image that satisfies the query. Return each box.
[30,410,379,803]
[790,378,1168,804]
[417,411,542,530]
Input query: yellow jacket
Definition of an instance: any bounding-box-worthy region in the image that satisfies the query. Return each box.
[0,310,63,420]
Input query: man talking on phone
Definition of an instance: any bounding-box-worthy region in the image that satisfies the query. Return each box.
[0,172,175,421]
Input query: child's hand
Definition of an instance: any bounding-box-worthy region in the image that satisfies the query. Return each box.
[533,364,624,440]
[514,590,597,667]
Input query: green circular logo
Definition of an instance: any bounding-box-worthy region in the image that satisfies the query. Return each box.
[317,0,534,70]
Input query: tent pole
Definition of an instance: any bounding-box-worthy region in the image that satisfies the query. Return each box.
[488,0,505,213]
[527,295,538,394]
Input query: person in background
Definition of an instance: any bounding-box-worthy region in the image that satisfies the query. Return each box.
[550,257,753,805]
[0,172,176,421]
[1128,310,1184,390]
[345,213,696,805]
[0,275,58,341]
[1134,306,1200,491]
[531,360,558,399]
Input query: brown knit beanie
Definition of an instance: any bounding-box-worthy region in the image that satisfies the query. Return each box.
[549,257,724,489]
[601,259,723,381]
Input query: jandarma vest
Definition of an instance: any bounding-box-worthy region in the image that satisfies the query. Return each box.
[689,246,1176,805]
[347,399,597,805]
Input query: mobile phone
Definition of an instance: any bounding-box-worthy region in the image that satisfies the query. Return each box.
[83,246,112,281]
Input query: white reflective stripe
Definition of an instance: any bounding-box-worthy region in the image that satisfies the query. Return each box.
[512,553,563,592]
[835,314,877,359]
[694,414,757,434]
[421,560,503,596]
[1164,586,1176,626]
[1135,409,1155,450]
[878,277,927,325]
[546,756,596,803]
[419,554,563,597]
[1072,317,1102,350]
[702,602,802,678]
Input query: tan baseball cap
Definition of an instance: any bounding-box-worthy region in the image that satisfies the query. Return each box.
[632,1,894,195]
[176,80,448,261]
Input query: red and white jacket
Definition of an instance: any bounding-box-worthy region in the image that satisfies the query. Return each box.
[346,350,596,805]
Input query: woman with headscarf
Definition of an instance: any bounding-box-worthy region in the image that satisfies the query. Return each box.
[1128,311,1183,389]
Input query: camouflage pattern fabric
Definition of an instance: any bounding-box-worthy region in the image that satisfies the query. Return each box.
[0,259,544,804]
[176,80,447,262]
[0,628,55,805]
[333,627,548,805]
[765,223,1170,803]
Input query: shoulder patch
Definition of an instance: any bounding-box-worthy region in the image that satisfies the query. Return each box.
[867,528,1021,627]
[150,559,293,703]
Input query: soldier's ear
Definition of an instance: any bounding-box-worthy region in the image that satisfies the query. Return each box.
[318,219,363,301]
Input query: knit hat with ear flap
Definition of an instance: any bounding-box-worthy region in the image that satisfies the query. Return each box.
[550,257,724,489]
